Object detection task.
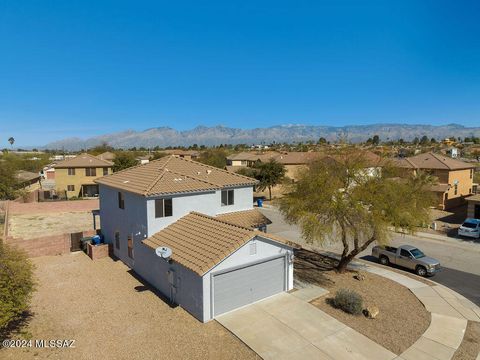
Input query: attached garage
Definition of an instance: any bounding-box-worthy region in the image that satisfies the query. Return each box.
[141,212,295,323]
[212,256,286,317]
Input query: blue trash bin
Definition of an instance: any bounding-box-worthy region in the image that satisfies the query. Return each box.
[92,235,101,245]
[257,198,263,207]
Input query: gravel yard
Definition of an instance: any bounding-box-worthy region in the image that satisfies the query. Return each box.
[0,253,257,360]
[295,249,431,355]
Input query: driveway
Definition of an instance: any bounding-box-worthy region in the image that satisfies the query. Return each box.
[217,292,396,360]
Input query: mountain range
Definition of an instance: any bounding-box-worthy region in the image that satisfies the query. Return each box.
[43,123,480,150]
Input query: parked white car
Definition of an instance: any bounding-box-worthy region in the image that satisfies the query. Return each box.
[458,218,480,239]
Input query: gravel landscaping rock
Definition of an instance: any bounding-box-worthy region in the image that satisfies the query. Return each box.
[0,253,257,360]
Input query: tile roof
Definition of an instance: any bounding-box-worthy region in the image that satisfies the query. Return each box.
[273,152,323,165]
[54,153,113,168]
[216,209,272,229]
[142,212,295,275]
[466,194,480,202]
[227,152,280,162]
[430,184,450,193]
[395,152,474,170]
[96,151,116,161]
[16,170,40,182]
[96,155,257,196]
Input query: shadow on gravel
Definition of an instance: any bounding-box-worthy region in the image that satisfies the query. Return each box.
[294,249,337,288]
[0,311,33,342]
[127,269,178,308]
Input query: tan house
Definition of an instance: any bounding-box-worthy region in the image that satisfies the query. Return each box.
[96,151,116,162]
[395,152,475,210]
[53,153,113,198]
[16,170,41,192]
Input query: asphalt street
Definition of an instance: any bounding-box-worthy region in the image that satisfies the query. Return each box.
[260,206,480,305]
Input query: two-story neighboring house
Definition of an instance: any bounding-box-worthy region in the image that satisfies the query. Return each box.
[95,156,295,322]
[395,152,475,210]
[53,153,113,198]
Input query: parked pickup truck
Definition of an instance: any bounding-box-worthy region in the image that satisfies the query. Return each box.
[371,245,441,277]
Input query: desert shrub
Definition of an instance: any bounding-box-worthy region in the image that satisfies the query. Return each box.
[333,288,363,315]
[0,243,35,332]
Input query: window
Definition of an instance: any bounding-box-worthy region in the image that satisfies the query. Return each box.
[471,169,474,179]
[103,167,109,176]
[114,231,120,249]
[221,189,234,206]
[67,185,75,191]
[155,198,173,218]
[118,192,125,209]
[400,249,411,258]
[454,184,458,195]
[85,168,97,176]
[68,168,75,176]
[127,235,133,259]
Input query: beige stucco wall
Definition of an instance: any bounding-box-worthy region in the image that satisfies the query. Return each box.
[56,167,112,198]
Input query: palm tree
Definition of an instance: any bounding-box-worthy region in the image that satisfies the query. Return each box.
[8,137,15,148]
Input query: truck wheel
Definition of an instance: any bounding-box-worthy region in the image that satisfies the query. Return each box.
[380,256,389,266]
[416,266,427,277]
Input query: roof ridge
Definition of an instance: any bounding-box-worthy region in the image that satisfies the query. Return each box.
[428,152,451,170]
[189,211,255,232]
[176,156,259,183]
[146,169,220,195]
[55,152,114,167]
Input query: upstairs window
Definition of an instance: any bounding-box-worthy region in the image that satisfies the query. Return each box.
[68,168,75,176]
[155,198,173,218]
[471,169,474,179]
[103,167,109,176]
[67,185,75,191]
[221,189,234,206]
[454,184,458,195]
[85,168,97,176]
[118,192,125,209]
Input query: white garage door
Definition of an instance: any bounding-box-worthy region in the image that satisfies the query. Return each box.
[213,256,286,317]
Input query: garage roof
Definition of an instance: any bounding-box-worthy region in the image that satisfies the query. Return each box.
[142,212,295,275]
[96,155,257,196]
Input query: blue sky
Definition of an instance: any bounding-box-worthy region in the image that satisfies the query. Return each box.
[1,1,479,146]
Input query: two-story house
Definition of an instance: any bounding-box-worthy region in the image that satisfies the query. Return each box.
[395,152,475,210]
[53,153,113,198]
[95,156,294,322]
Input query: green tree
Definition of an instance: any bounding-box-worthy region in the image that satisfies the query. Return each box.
[0,162,20,200]
[279,150,434,272]
[88,142,114,155]
[151,151,168,160]
[8,137,15,148]
[112,152,139,172]
[255,160,286,201]
[371,135,380,145]
[419,135,429,145]
[197,149,227,169]
[0,243,35,334]
[318,137,327,145]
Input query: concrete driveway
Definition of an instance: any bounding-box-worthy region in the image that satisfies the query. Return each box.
[217,291,397,360]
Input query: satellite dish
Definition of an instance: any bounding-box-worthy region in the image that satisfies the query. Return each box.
[155,246,173,259]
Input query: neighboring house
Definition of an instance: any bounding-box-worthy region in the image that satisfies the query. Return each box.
[395,152,475,210]
[136,155,152,165]
[96,151,116,162]
[164,149,200,160]
[466,194,480,219]
[95,156,294,322]
[445,147,459,158]
[274,152,324,181]
[16,170,41,192]
[226,151,279,168]
[53,153,113,198]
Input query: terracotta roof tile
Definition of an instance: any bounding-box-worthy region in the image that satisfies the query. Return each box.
[216,209,272,229]
[96,155,257,196]
[142,212,295,275]
[395,152,474,170]
[54,153,113,168]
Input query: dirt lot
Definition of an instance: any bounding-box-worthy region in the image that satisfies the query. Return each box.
[9,212,96,238]
[295,250,431,355]
[7,200,100,239]
[0,253,257,360]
